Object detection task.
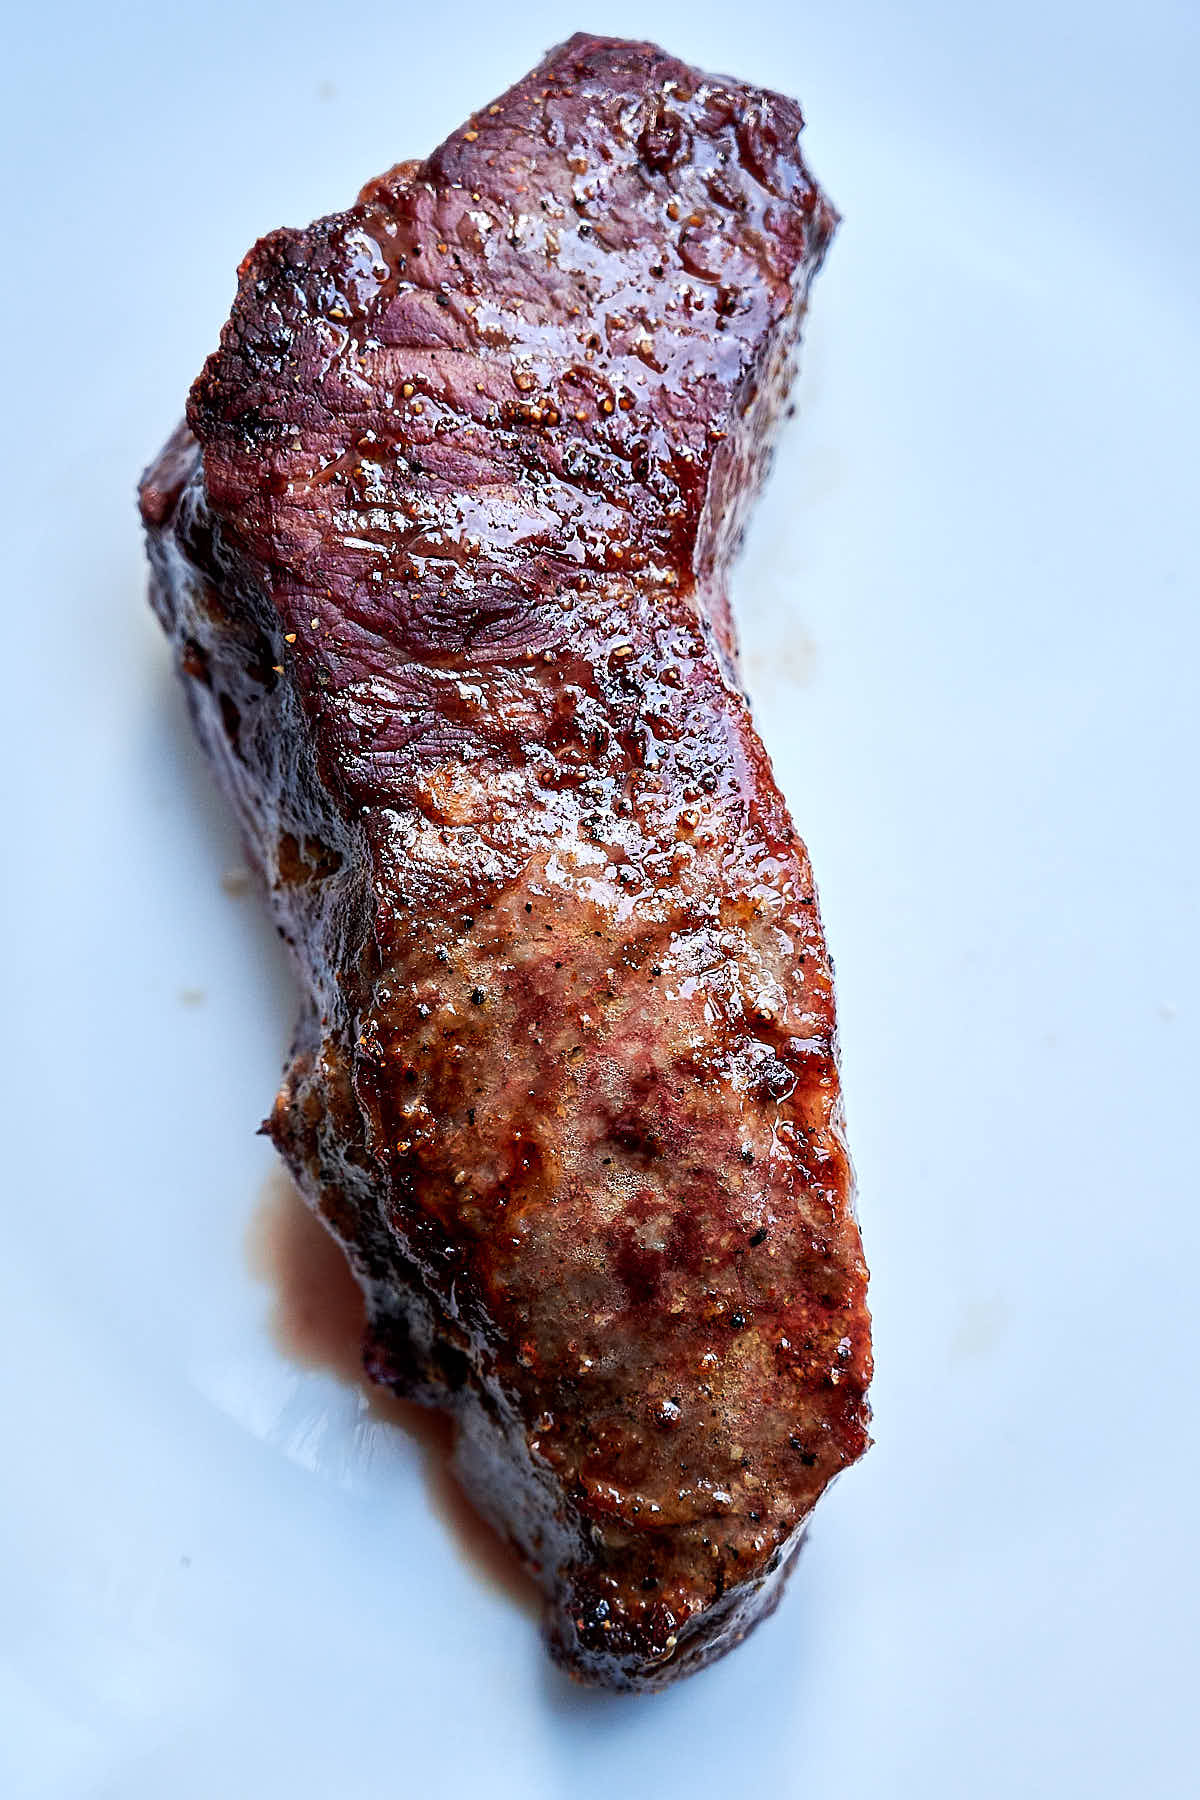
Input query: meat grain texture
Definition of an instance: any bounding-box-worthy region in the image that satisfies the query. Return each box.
[141,33,872,1689]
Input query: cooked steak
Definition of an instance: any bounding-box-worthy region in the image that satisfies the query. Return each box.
[140,31,871,1689]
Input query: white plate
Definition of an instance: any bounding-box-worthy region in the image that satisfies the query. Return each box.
[3,4,1198,1795]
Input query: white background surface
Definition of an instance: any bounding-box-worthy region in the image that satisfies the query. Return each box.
[2,3,1198,1795]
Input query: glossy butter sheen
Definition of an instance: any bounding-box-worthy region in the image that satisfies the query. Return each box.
[140,32,871,1688]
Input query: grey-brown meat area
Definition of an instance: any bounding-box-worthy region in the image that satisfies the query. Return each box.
[140,32,871,1688]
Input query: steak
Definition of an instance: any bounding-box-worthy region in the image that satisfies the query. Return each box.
[140,32,871,1690]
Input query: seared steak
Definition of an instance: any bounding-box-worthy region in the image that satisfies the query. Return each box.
[140,31,871,1689]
